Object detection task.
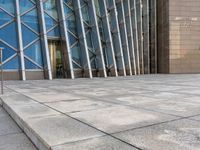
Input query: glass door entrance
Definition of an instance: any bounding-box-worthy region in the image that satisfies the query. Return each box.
[48,40,64,78]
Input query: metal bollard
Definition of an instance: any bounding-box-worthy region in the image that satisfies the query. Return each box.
[0,47,3,95]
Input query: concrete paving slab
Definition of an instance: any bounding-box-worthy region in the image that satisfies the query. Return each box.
[175,89,200,96]
[113,119,200,150]
[71,106,178,133]
[3,75,200,150]
[25,92,81,103]
[45,99,113,113]
[139,91,189,100]
[105,95,162,105]
[0,133,37,150]
[181,96,200,104]
[4,102,60,119]
[26,114,104,147]
[134,85,184,92]
[72,89,114,97]
[52,135,138,150]
[1,94,38,106]
[0,112,21,136]
[0,107,7,117]
[189,115,200,122]
[0,98,2,106]
[14,87,55,93]
[133,100,200,117]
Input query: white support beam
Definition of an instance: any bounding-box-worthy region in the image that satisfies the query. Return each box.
[99,0,118,77]
[15,0,26,80]
[131,0,140,75]
[107,0,126,76]
[88,0,107,77]
[37,0,52,80]
[116,0,132,76]
[58,0,75,79]
[73,0,92,78]
[124,0,137,75]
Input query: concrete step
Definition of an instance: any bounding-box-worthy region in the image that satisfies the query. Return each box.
[0,93,105,150]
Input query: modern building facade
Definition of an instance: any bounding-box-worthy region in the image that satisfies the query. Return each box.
[0,0,198,80]
[0,0,157,80]
[157,0,200,74]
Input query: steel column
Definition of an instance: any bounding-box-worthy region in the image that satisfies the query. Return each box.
[97,0,118,77]
[123,0,137,75]
[57,0,75,79]
[115,0,132,76]
[37,0,52,80]
[130,0,140,75]
[88,0,107,77]
[106,0,126,76]
[73,0,92,78]
[15,0,26,80]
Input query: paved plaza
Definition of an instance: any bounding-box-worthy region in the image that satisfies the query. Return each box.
[0,106,36,150]
[1,74,200,150]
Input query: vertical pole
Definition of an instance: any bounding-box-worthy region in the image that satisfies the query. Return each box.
[124,0,137,75]
[16,0,26,80]
[100,0,118,77]
[74,0,93,78]
[108,0,126,76]
[0,48,3,95]
[89,0,107,77]
[37,0,52,80]
[57,0,75,79]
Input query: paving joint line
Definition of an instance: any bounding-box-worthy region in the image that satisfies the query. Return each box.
[4,86,143,150]
[0,131,23,137]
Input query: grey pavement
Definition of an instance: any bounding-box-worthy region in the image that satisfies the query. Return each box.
[1,74,200,150]
[0,107,37,150]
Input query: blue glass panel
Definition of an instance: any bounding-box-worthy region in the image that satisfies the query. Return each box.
[0,41,16,62]
[0,0,15,14]
[44,13,57,31]
[86,33,93,48]
[21,9,39,32]
[64,0,73,8]
[0,22,17,48]
[25,58,40,69]
[3,56,19,69]
[64,0,70,3]
[43,0,58,19]
[64,5,73,15]
[73,63,80,69]
[24,41,43,66]
[19,0,34,14]
[68,32,77,45]
[22,24,38,47]
[81,5,90,22]
[90,58,96,69]
[71,44,81,68]
[0,9,12,27]
[66,15,77,34]
[47,26,60,37]
[80,0,85,6]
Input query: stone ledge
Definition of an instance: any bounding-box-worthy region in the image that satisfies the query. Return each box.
[1,94,104,150]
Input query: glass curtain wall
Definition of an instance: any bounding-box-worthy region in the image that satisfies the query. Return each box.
[93,0,118,76]
[0,0,19,70]
[0,0,157,80]
[43,0,60,39]
[20,0,43,70]
[63,0,83,76]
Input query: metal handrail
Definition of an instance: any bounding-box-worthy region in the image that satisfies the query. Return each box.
[0,47,3,95]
